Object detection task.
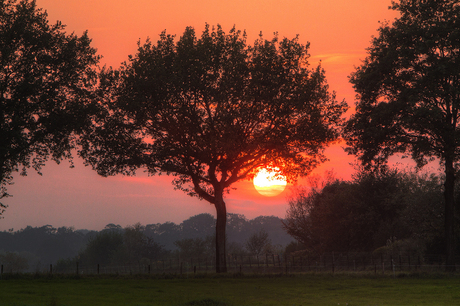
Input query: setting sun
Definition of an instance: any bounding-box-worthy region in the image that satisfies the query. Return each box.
[253,168,287,197]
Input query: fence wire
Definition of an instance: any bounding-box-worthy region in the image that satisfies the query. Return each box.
[5,253,456,275]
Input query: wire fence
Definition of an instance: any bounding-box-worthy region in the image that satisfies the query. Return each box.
[4,252,458,276]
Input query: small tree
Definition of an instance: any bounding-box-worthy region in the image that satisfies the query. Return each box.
[0,251,29,273]
[80,231,124,267]
[81,25,347,272]
[121,223,167,263]
[345,0,460,270]
[174,236,214,260]
[245,230,272,256]
[0,0,100,214]
[282,186,323,253]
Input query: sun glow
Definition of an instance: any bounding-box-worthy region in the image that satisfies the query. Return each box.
[253,168,287,197]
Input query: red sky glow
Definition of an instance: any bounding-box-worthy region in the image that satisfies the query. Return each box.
[1,0,399,231]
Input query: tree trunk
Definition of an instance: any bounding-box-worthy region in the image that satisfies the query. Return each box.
[214,193,227,273]
[444,156,456,272]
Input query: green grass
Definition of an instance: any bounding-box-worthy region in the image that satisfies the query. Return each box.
[2,272,460,305]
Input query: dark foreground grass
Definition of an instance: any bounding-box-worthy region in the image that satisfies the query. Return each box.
[2,272,460,306]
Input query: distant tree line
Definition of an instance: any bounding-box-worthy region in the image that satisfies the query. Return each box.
[1,168,457,273]
[0,225,88,272]
[0,214,292,272]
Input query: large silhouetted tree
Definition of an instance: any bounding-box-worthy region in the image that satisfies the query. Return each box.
[81,25,347,272]
[345,0,460,270]
[0,0,100,214]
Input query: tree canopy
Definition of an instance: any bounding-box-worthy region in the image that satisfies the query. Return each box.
[283,168,445,255]
[344,0,460,270]
[0,0,100,213]
[81,24,347,272]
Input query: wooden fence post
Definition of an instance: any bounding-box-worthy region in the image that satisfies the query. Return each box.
[50,264,52,275]
[285,254,288,274]
[381,253,384,272]
[76,262,79,275]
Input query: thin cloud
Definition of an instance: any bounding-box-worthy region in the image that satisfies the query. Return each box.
[311,52,367,66]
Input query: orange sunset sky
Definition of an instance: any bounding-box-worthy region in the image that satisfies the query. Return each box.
[1,0,400,231]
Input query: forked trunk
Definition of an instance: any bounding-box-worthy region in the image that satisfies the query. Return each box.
[444,156,456,272]
[214,194,227,273]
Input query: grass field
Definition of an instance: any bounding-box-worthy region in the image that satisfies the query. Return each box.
[2,272,460,305]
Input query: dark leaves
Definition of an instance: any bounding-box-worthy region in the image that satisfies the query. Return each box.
[0,0,100,212]
[345,0,460,168]
[82,24,347,203]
